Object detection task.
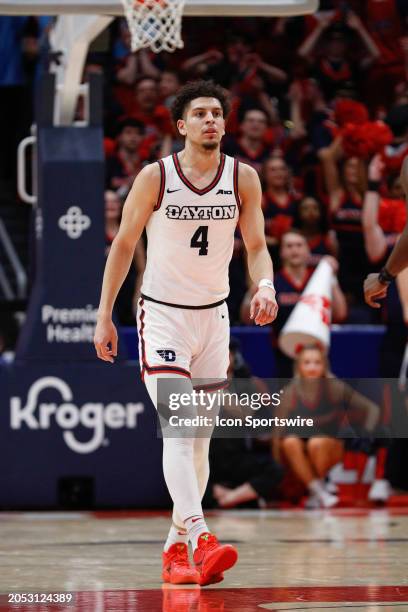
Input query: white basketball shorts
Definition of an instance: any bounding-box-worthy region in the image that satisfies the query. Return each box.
[136,296,230,387]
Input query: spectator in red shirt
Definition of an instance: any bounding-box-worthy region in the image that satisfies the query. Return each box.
[105,118,146,193]
[129,76,174,158]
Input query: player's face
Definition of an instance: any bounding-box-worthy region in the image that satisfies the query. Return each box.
[298,349,325,378]
[280,233,309,267]
[178,97,225,150]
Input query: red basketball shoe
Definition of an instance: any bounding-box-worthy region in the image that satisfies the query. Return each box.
[193,533,238,586]
[162,543,199,584]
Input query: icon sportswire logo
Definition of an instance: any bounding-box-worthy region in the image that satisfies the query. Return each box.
[10,377,144,454]
[58,206,91,239]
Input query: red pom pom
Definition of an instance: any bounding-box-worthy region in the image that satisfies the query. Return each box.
[341,121,393,159]
[334,100,369,127]
[379,198,407,233]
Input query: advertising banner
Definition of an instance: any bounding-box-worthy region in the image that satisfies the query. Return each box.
[0,363,169,508]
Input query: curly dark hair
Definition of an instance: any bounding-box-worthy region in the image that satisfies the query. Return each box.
[170,80,230,124]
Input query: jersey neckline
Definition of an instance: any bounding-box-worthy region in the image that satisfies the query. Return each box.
[172,152,226,195]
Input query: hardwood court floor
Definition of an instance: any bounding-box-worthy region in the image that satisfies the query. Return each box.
[0,508,408,611]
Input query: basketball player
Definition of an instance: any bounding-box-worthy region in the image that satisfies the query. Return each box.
[364,157,408,306]
[94,81,278,586]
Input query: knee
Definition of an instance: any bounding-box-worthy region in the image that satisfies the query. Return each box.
[281,436,303,456]
[306,437,330,456]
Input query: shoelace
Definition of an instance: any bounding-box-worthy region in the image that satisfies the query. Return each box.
[199,534,219,551]
[169,546,190,567]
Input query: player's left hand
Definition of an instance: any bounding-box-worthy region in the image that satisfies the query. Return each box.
[250,287,278,326]
[364,273,388,308]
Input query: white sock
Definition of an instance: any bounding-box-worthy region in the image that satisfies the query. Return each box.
[144,374,205,523]
[308,479,326,496]
[184,515,209,550]
[164,523,189,552]
[309,479,338,508]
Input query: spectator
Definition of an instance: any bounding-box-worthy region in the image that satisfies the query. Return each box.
[277,344,342,508]
[318,136,370,311]
[241,230,347,376]
[277,343,379,508]
[181,48,225,81]
[105,190,145,323]
[285,78,333,192]
[365,0,407,109]
[298,12,380,102]
[262,157,301,250]
[105,118,146,193]
[223,109,271,173]
[183,35,287,91]
[128,76,174,158]
[209,338,283,509]
[293,195,338,267]
[112,19,161,112]
[159,70,181,109]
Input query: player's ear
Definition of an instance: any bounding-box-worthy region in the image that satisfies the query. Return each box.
[177,119,187,137]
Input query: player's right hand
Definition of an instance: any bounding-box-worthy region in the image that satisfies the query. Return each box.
[94,317,118,363]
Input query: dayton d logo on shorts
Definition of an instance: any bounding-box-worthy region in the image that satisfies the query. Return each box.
[156,349,176,362]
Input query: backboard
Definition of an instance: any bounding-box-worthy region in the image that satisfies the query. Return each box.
[0,0,318,17]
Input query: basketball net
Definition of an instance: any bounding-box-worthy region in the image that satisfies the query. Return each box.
[121,0,185,53]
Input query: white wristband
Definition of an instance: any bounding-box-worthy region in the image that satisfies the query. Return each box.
[258,278,275,291]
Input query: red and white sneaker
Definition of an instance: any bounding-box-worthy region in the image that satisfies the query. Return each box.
[193,533,238,586]
[162,543,199,584]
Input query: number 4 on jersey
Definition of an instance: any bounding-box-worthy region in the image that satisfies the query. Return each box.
[190,225,209,256]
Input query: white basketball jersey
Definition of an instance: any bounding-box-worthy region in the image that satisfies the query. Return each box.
[141,152,240,306]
